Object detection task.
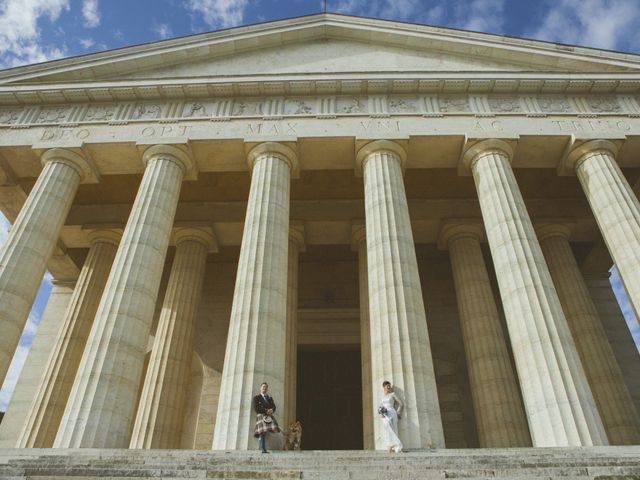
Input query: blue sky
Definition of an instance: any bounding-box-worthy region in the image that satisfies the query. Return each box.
[0,0,639,410]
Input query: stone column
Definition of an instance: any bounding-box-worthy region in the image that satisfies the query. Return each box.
[212,142,296,450]
[282,225,304,433]
[0,148,97,386]
[54,144,193,448]
[463,139,607,447]
[538,225,640,444]
[352,224,374,450]
[15,229,120,448]
[357,140,444,450]
[567,140,640,319]
[440,222,531,448]
[130,227,216,449]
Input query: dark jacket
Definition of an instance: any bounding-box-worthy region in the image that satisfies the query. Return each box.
[253,394,276,415]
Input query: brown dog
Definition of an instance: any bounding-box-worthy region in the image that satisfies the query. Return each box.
[283,421,303,451]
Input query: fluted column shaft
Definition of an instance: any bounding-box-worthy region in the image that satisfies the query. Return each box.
[283,228,302,433]
[444,226,530,447]
[54,146,190,448]
[354,227,374,450]
[212,143,294,450]
[359,141,444,450]
[466,140,607,447]
[0,150,89,386]
[573,144,640,319]
[539,228,640,444]
[15,230,119,448]
[130,228,212,449]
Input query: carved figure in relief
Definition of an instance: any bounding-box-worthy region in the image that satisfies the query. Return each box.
[133,104,162,119]
[286,99,313,115]
[0,109,19,124]
[37,107,68,123]
[340,98,365,114]
[85,105,115,121]
[233,101,262,116]
[488,96,522,112]
[438,96,471,112]
[538,96,571,113]
[388,98,417,113]
[185,102,208,117]
[588,97,621,112]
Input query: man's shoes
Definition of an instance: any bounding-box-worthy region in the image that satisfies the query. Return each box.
[261,450,269,454]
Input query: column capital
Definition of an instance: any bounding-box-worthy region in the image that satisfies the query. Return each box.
[86,228,122,246]
[355,140,407,177]
[172,227,218,253]
[289,223,306,252]
[437,220,484,250]
[141,144,197,181]
[246,142,299,178]
[563,139,620,175]
[351,222,366,251]
[40,148,99,184]
[535,223,574,242]
[460,139,515,176]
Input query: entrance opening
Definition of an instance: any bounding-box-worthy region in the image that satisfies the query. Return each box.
[296,347,363,450]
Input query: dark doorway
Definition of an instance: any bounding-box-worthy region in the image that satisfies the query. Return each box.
[296,348,363,450]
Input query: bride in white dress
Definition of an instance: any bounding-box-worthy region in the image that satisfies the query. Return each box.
[379,381,404,453]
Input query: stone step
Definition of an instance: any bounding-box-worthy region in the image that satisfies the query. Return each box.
[1,447,639,480]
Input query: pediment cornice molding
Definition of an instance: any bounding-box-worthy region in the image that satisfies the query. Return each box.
[1,13,640,88]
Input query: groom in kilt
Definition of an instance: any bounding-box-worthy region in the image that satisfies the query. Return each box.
[253,382,280,453]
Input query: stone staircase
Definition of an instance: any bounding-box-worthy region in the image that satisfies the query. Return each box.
[0,446,639,479]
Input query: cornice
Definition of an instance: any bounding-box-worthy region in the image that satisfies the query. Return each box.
[1,74,640,105]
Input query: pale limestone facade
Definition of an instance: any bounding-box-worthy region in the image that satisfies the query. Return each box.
[0,14,639,451]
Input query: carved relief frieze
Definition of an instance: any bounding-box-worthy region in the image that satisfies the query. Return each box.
[232,100,263,116]
[284,98,315,116]
[0,94,636,127]
[182,101,212,118]
[587,96,621,113]
[388,97,420,113]
[0,109,20,124]
[337,97,366,114]
[438,96,471,113]
[131,103,163,120]
[35,106,72,123]
[85,104,117,122]
[538,96,572,113]
[488,96,522,113]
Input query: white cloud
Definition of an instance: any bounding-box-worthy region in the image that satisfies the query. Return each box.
[331,0,424,22]
[186,0,249,28]
[456,0,506,33]
[79,37,94,49]
[82,0,100,28]
[530,0,640,51]
[153,23,173,39]
[0,0,69,67]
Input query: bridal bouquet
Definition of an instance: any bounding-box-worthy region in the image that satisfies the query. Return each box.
[377,406,388,416]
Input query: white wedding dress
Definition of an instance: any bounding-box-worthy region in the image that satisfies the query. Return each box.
[379,393,403,453]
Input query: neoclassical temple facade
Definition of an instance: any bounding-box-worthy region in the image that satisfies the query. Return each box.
[0,14,639,452]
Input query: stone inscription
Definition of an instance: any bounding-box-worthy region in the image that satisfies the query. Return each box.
[1,94,640,128]
[4,115,636,148]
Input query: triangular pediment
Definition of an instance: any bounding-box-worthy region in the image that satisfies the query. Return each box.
[1,14,640,90]
[120,38,541,80]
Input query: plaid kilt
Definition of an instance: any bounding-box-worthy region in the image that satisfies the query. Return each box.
[254,414,280,437]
